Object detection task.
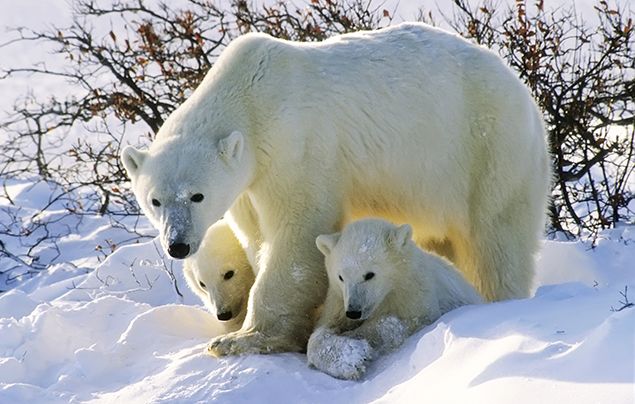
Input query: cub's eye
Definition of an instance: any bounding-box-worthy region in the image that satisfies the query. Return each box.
[191,193,204,203]
[364,272,375,281]
[151,198,161,207]
[338,275,343,282]
[224,270,235,280]
[199,280,206,288]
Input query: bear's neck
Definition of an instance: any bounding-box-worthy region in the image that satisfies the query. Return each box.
[380,247,430,328]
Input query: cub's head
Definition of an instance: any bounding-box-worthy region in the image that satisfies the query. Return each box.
[316,219,413,321]
[121,130,254,259]
[183,221,255,325]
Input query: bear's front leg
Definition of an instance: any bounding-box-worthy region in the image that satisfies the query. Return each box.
[207,221,334,356]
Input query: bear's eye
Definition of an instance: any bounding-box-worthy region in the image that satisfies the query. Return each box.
[224,270,235,280]
[364,272,375,281]
[191,193,204,203]
[151,198,161,207]
[199,280,206,289]
[338,275,343,282]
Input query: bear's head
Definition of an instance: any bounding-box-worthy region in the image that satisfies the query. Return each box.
[121,130,254,259]
[316,219,413,321]
[183,222,255,323]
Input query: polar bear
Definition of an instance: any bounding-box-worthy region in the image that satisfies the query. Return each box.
[307,218,483,379]
[120,22,550,356]
[183,220,255,332]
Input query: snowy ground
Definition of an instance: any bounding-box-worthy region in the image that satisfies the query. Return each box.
[0,178,633,403]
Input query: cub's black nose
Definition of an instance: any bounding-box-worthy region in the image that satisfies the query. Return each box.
[217,311,233,321]
[346,310,362,320]
[168,243,190,259]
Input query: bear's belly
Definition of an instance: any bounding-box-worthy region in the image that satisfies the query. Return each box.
[343,183,459,241]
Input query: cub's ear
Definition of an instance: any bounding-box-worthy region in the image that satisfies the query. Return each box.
[388,224,412,248]
[219,131,244,162]
[315,232,341,256]
[121,146,147,180]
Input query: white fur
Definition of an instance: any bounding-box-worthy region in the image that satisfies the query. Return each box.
[183,220,254,332]
[121,23,550,355]
[308,218,483,380]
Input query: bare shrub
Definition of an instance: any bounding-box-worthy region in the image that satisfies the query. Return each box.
[0,0,632,283]
[436,0,634,238]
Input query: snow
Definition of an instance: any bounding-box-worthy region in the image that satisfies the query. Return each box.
[1,1,633,402]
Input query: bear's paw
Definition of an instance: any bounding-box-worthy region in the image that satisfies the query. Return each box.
[307,328,372,380]
[207,329,303,356]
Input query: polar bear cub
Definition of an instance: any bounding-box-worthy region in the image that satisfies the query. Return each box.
[183,219,255,332]
[308,218,483,380]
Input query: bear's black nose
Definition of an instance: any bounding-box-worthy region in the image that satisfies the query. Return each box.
[346,310,362,320]
[217,311,233,321]
[168,243,190,259]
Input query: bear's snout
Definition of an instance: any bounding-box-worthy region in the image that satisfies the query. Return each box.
[345,310,362,320]
[217,310,233,321]
[168,242,190,259]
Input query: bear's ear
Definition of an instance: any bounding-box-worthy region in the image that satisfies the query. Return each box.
[387,224,412,248]
[219,131,244,162]
[121,146,147,180]
[316,232,340,256]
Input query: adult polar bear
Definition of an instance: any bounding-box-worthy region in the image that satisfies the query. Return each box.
[121,23,550,355]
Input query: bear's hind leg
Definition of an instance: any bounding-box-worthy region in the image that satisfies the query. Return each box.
[453,201,542,301]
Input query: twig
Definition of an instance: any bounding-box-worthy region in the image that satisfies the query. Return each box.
[610,285,634,312]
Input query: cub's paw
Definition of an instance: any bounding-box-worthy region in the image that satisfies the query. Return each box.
[307,329,372,380]
[375,316,409,352]
[331,337,372,380]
